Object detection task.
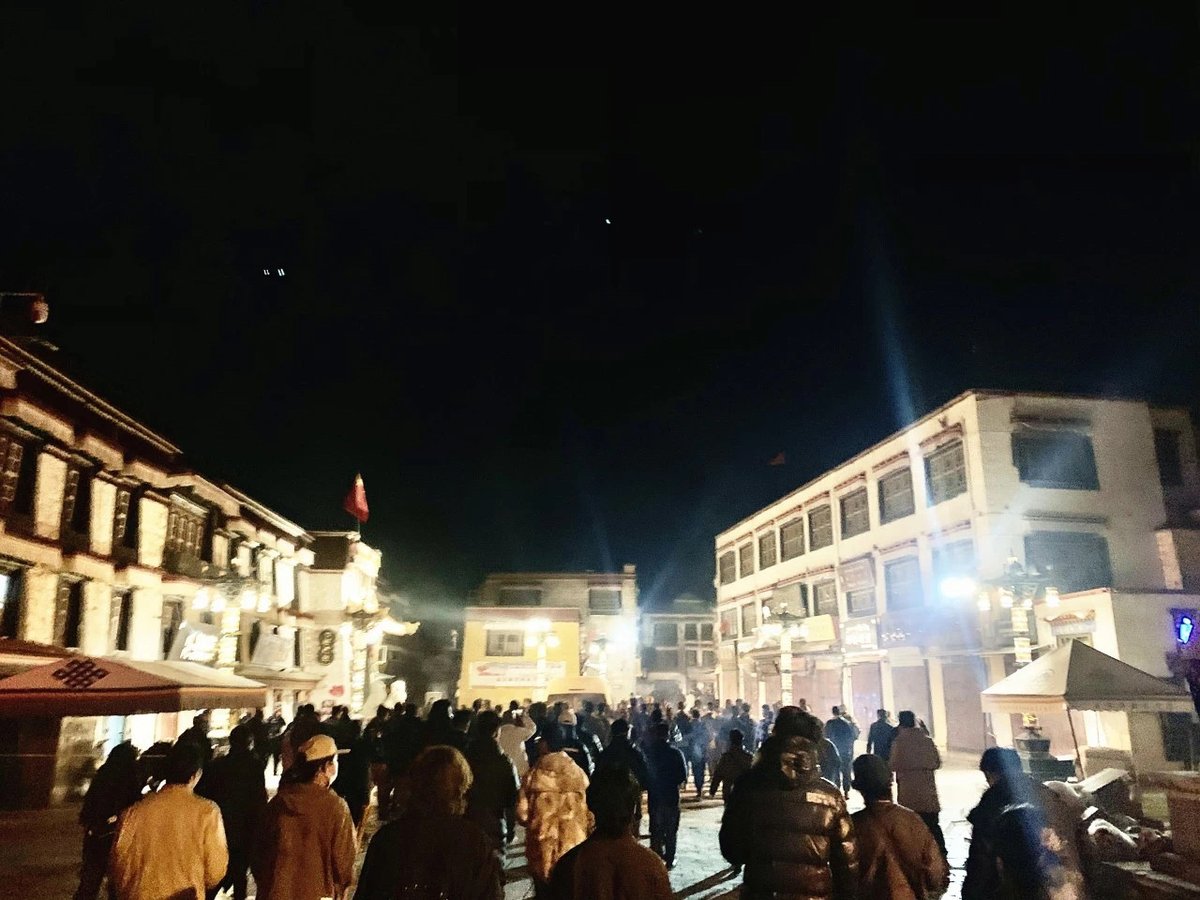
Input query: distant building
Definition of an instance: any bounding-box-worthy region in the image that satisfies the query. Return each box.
[458,567,639,705]
[638,595,717,702]
[715,390,1200,774]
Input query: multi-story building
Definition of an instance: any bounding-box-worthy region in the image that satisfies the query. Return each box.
[638,595,718,702]
[714,390,1200,772]
[0,336,395,806]
[458,567,640,705]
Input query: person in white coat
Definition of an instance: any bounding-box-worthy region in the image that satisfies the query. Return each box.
[498,711,537,777]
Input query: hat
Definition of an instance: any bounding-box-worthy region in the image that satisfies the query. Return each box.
[298,734,349,761]
[851,754,892,795]
[558,708,577,726]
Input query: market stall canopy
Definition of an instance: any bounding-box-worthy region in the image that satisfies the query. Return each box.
[0,655,268,716]
[981,640,1193,715]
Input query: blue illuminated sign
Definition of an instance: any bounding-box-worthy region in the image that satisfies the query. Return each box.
[1178,615,1195,645]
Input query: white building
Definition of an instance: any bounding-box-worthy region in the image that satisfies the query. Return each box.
[714,390,1200,772]
[638,595,718,702]
[461,567,640,703]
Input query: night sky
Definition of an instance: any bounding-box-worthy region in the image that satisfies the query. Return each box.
[2,8,1199,617]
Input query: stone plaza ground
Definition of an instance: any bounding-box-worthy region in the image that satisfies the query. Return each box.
[0,756,988,899]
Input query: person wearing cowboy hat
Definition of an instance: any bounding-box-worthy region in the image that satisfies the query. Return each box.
[253,734,357,900]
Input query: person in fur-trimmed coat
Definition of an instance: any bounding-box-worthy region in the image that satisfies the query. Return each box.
[517,736,591,896]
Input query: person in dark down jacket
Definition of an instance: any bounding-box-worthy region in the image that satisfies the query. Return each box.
[720,706,859,900]
[866,709,897,762]
[709,728,753,803]
[644,722,688,868]
[464,711,520,863]
[254,734,357,900]
[550,767,673,900]
[75,742,143,900]
[596,718,650,837]
[824,707,858,794]
[422,698,467,752]
[331,719,372,830]
[354,745,502,900]
[196,725,268,900]
[850,754,947,899]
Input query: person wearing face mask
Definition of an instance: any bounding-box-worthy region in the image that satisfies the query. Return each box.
[253,734,358,900]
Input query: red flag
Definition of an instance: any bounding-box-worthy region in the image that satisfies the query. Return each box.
[343,474,369,523]
[768,452,786,467]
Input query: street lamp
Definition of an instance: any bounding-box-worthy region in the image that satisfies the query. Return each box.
[761,603,808,706]
[975,556,1060,665]
[525,618,561,702]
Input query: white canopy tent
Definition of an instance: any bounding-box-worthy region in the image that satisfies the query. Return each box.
[981,641,1193,774]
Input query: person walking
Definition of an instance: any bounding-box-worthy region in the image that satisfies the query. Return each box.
[264,708,286,775]
[850,754,948,898]
[498,708,537,778]
[719,707,858,899]
[866,709,897,762]
[196,726,268,900]
[549,767,673,900]
[178,713,214,766]
[245,709,270,769]
[331,720,372,831]
[685,708,709,797]
[517,735,590,898]
[109,742,227,900]
[708,728,753,802]
[253,734,357,900]
[354,745,502,900]
[824,706,858,794]
[75,742,143,900]
[889,710,946,858]
[595,718,650,837]
[464,711,520,865]
[643,722,687,869]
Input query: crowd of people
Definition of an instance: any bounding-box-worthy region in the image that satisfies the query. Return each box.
[73,695,1088,900]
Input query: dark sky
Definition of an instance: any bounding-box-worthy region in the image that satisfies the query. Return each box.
[2,7,1199,614]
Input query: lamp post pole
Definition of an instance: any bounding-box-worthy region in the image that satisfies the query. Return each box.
[764,603,806,707]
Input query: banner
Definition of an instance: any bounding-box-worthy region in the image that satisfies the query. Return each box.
[469,660,566,688]
[168,622,220,665]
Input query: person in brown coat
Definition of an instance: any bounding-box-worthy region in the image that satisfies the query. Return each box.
[253,734,357,900]
[517,735,591,897]
[851,755,948,899]
[550,767,673,900]
[888,710,945,858]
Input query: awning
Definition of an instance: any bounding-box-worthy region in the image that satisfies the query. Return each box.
[0,655,268,716]
[980,641,1194,715]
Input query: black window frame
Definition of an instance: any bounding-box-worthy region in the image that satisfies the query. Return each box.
[1024,531,1113,593]
[809,505,833,550]
[485,629,526,657]
[718,551,736,585]
[813,581,837,616]
[884,556,924,611]
[54,578,85,649]
[839,488,870,539]
[497,587,543,607]
[588,588,622,613]
[740,602,758,637]
[932,540,976,599]
[0,568,23,638]
[652,622,677,646]
[878,467,916,523]
[758,531,777,569]
[1011,431,1099,491]
[112,590,133,652]
[846,587,877,617]
[738,542,755,578]
[780,519,805,560]
[1155,429,1184,488]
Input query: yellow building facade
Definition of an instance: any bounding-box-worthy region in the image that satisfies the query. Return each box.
[458,606,581,707]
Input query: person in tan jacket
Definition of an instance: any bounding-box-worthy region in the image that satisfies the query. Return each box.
[888,710,946,858]
[109,742,227,900]
[254,734,358,900]
[851,754,949,899]
[517,735,591,897]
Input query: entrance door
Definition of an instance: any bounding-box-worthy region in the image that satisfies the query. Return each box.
[815,668,844,720]
[849,663,882,727]
[942,658,988,752]
[891,663,932,730]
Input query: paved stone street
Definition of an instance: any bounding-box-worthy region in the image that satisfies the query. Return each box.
[1,755,988,899]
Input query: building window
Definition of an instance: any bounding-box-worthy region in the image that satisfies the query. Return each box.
[718,551,736,585]
[884,557,923,611]
[54,579,84,648]
[653,622,677,646]
[485,630,525,657]
[738,543,755,578]
[293,628,303,667]
[878,467,915,523]
[113,489,135,547]
[167,507,205,556]
[814,581,837,616]
[809,506,833,550]
[498,587,543,607]
[839,488,870,539]
[588,588,622,613]
[111,590,133,652]
[759,531,777,569]
[925,440,967,505]
[1024,531,1112,593]
[740,602,758,637]
[0,436,24,512]
[161,599,183,659]
[1155,429,1184,488]
[1012,432,1099,490]
[655,649,680,670]
[683,623,698,640]
[932,540,975,599]
[846,588,876,616]
[780,519,805,560]
[702,650,716,667]
[686,649,701,666]
[0,570,22,638]
[719,608,738,640]
[700,623,714,641]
